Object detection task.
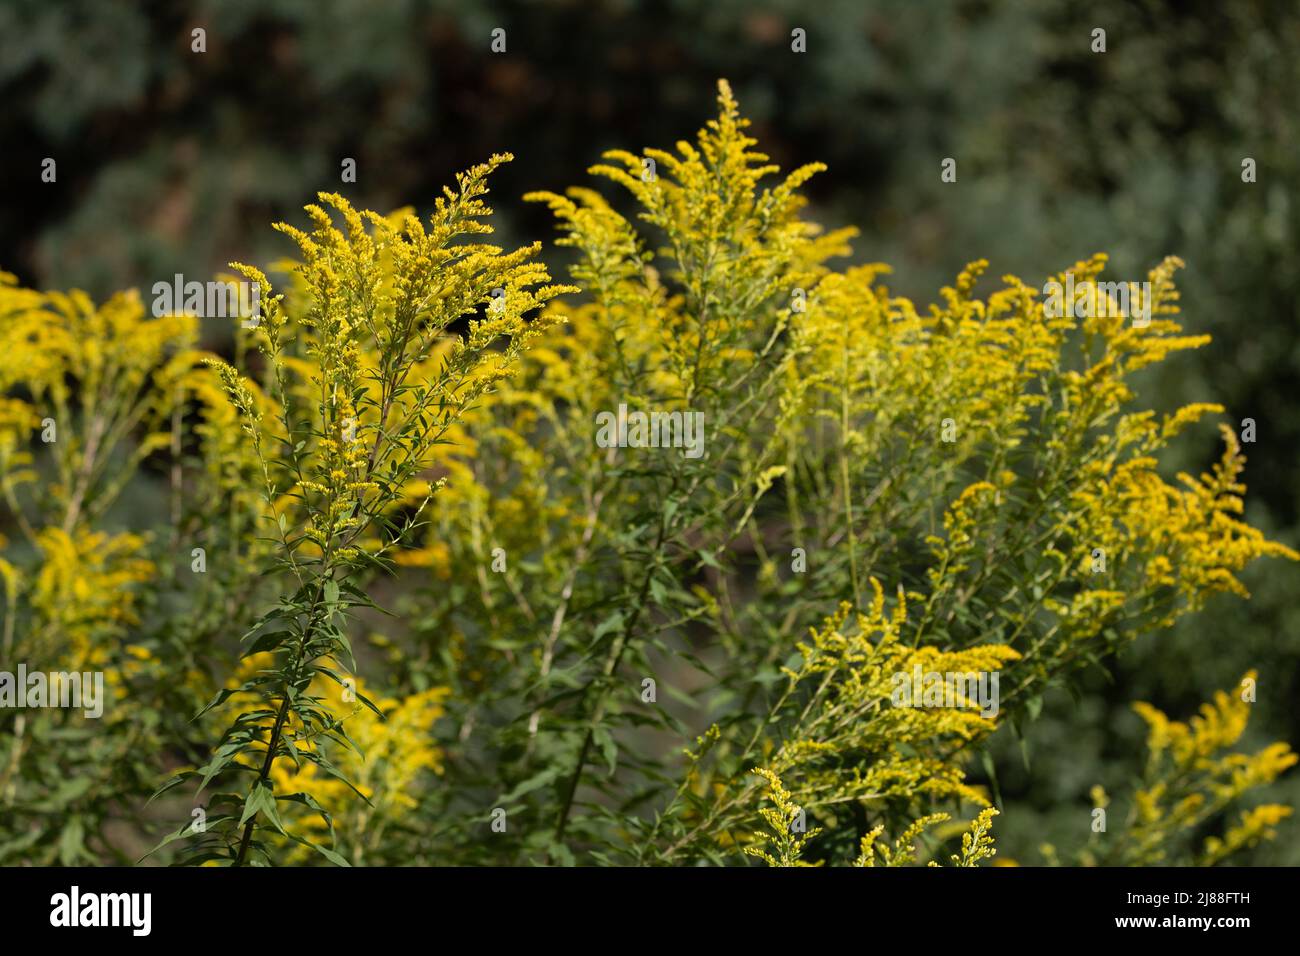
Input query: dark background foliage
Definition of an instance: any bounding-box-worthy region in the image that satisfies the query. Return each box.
[2,0,1296,863]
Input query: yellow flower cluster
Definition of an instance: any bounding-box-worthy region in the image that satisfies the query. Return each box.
[1202,804,1293,866]
[854,813,951,867]
[215,656,448,864]
[745,768,823,867]
[846,807,1001,867]
[272,682,448,812]
[738,584,1020,855]
[29,528,155,670]
[1075,673,1296,866]
[948,807,1000,867]
[1074,425,1299,616]
[0,271,202,532]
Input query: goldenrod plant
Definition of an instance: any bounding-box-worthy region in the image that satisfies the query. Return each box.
[399,82,1295,867]
[148,161,571,865]
[0,276,236,863]
[1046,672,1296,867]
[0,82,1293,867]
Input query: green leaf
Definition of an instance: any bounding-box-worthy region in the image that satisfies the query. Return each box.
[497,766,563,804]
[58,816,85,865]
[593,726,618,776]
[303,839,351,867]
[241,629,291,657]
[240,781,285,834]
[138,820,197,863]
[594,611,624,641]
